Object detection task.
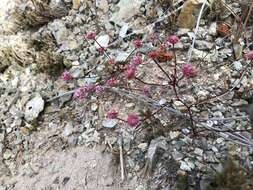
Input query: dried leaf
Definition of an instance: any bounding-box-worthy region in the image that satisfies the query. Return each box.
[72,0,81,10]
[177,0,202,29]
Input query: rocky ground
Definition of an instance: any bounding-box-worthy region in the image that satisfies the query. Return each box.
[1,0,253,189]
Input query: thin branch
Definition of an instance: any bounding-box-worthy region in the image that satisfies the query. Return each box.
[187,0,208,63]
[153,59,172,81]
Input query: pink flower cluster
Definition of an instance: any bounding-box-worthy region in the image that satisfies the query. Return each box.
[85,32,96,40]
[107,110,118,119]
[125,65,137,80]
[148,51,159,59]
[132,54,142,65]
[167,35,180,45]
[133,39,143,49]
[247,51,253,60]
[127,114,140,127]
[106,77,118,87]
[95,85,105,94]
[142,85,151,96]
[182,64,197,78]
[73,84,96,99]
[61,71,73,81]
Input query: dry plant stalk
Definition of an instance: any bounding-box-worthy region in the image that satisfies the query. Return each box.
[6,0,68,33]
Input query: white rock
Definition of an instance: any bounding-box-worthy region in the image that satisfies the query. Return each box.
[91,103,98,111]
[3,149,12,160]
[95,34,110,49]
[119,24,129,38]
[194,148,203,156]
[96,0,109,12]
[169,131,180,139]
[25,94,44,121]
[180,161,194,171]
[137,143,148,151]
[158,98,166,105]
[195,40,213,50]
[173,101,187,112]
[196,90,209,100]
[233,61,242,71]
[102,119,118,128]
[209,22,217,36]
[216,138,224,144]
[110,0,144,25]
[212,146,218,152]
[63,122,74,137]
[114,51,128,62]
[0,185,6,190]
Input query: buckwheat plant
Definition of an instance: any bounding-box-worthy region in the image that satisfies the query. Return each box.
[58,31,253,139]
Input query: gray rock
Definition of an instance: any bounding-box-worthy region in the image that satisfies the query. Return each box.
[146,137,169,171]
[195,40,213,50]
[180,160,195,171]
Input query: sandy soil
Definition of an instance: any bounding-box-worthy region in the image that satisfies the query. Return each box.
[10,146,132,190]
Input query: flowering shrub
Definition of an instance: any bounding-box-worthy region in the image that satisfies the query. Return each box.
[60,31,253,132]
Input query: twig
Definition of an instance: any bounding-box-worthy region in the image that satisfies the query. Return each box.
[118,133,125,182]
[197,115,248,122]
[242,0,253,30]
[46,90,75,102]
[218,0,241,21]
[153,59,172,81]
[187,0,208,64]
[199,123,253,147]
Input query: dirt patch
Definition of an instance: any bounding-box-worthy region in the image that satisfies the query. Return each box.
[11,146,131,190]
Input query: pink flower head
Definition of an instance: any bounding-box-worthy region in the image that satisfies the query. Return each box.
[107,110,118,119]
[167,35,179,45]
[85,32,96,40]
[98,47,106,54]
[148,51,159,59]
[246,51,253,60]
[143,85,151,96]
[127,114,140,127]
[133,39,143,49]
[61,71,73,81]
[182,64,197,78]
[132,54,142,65]
[83,84,96,93]
[73,88,87,99]
[108,58,115,65]
[125,65,136,80]
[95,85,105,94]
[106,77,118,87]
